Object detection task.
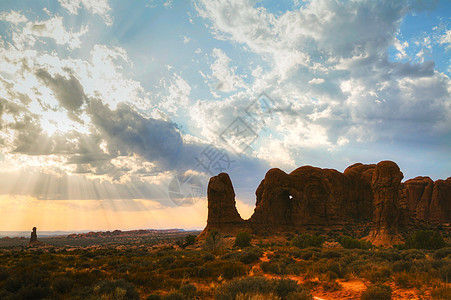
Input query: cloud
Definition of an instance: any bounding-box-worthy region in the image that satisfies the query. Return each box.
[439,29,451,49]
[86,99,184,170]
[158,73,191,114]
[23,16,88,49]
[0,11,28,24]
[58,0,112,25]
[308,78,325,84]
[210,48,245,92]
[35,69,87,121]
[195,0,450,173]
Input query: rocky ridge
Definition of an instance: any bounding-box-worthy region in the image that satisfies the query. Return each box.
[200,161,451,246]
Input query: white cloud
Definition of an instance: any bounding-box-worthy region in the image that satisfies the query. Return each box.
[23,16,88,49]
[394,37,409,59]
[159,73,192,114]
[196,0,451,158]
[0,11,27,24]
[439,29,451,49]
[58,0,112,25]
[210,48,245,92]
[308,78,325,84]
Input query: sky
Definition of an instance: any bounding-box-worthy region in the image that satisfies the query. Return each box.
[0,0,449,231]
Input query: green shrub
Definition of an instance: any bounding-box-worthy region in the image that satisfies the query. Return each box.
[360,284,392,300]
[234,232,252,248]
[403,230,446,250]
[291,233,325,249]
[146,295,162,300]
[339,236,372,249]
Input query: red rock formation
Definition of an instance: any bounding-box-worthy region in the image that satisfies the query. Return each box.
[201,161,450,246]
[250,166,373,232]
[430,178,451,222]
[199,173,245,238]
[365,161,403,246]
[29,227,44,247]
[400,176,451,224]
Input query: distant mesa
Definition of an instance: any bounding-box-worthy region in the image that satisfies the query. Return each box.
[200,161,451,246]
[29,227,44,247]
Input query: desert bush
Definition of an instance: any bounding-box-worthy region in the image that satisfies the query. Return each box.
[403,230,446,250]
[321,279,342,291]
[394,272,414,288]
[440,264,451,283]
[185,235,197,246]
[273,278,299,298]
[430,284,451,299]
[291,249,318,260]
[360,284,392,300]
[179,283,197,297]
[146,295,162,300]
[261,257,304,275]
[291,233,324,249]
[222,261,247,279]
[52,277,74,294]
[202,252,215,262]
[238,247,263,264]
[373,250,402,262]
[402,249,426,260]
[216,277,312,300]
[94,279,139,300]
[0,267,9,281]
[433,247,451,259]
[339,236,372,249]
[163,293,186,300]
[365,266,392,283]
[235,232,252,248]
[392,261,413,276]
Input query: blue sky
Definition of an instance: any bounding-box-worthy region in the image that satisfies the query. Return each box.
[0,0,449,230]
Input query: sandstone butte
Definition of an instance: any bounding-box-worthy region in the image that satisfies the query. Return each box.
[199,161,451,247]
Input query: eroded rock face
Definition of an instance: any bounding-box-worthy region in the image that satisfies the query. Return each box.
[201,161,450,245]
[29,227,43,246]
[400,177,451,224]
[366,161,403,246]
[250,164,378,232]
[199,173,245,237]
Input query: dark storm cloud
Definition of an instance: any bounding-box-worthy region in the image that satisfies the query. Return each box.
[86,99,184,170]
[35,69,86,121]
